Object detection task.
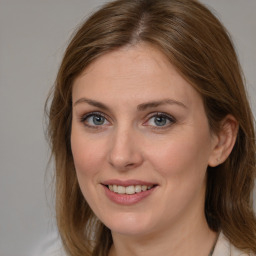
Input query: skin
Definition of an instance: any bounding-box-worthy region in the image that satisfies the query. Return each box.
[71,44,237,256]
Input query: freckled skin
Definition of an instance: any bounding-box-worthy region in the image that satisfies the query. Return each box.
[71,44,218,255]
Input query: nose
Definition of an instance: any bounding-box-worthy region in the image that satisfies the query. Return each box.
[107,126,144,171]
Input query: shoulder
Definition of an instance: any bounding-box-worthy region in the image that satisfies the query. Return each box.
[213,232,255,256]
[33,231,67,256]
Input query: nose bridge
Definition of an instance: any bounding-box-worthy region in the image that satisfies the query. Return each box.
[108,123,143,170]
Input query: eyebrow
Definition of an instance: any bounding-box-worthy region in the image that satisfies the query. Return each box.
[73,97,187,111]
[137,99,187,111]
[74,98,110,111]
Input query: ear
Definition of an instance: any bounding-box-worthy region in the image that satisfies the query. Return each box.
[208,115,239,167]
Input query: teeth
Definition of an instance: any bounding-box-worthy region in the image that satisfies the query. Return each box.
[125,185,134,194]
[113,185,118,193]
[107,184,154,195]
[117,186,126,194]
[141,185,147,191]
[135,185,141,193]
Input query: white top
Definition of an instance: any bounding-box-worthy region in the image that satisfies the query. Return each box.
[212,232,255,256]
[37,231,255,256]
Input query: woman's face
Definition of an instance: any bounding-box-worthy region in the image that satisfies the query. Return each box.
[71,44,218,237]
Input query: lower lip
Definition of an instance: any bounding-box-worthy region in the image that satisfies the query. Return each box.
[102,185,157,205]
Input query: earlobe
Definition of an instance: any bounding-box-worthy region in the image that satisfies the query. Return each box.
[208,115,239,167]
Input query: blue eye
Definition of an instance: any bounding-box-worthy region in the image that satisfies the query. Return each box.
[153,116,168,126]
[81,112,109,127]
[90,115,106,125]
[147,113,175,127]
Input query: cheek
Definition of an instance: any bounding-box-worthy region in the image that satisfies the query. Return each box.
[145,130,212,180]
[70,126,109,210]
[71,126,106,180]
[144,131,211,219]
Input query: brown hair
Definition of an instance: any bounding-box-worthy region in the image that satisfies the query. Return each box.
[46,0,256,255]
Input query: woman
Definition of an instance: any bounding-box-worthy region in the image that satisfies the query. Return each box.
[46,0,256,255]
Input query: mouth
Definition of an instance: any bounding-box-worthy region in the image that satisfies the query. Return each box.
[101,180,158,205]
[105,184,157,195]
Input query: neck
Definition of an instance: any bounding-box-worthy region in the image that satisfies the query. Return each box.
[109,213,217,256]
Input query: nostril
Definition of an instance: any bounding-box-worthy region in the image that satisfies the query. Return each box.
[125,162,135,167]
[107,136,144,170]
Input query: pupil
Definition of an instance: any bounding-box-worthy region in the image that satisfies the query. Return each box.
[155,116,166,126]
[93,115,104,125]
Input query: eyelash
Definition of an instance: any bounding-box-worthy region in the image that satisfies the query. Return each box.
[146,112,176,129]
[80,112,110,129]
[79,111,176,130]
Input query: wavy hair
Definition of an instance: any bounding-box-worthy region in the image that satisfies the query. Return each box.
[46,0,256,255]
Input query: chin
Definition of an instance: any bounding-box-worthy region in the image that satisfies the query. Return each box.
[101,211,154,236]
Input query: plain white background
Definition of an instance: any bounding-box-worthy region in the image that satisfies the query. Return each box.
[0,1,255,256]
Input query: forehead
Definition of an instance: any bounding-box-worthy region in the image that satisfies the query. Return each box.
[72,44,201,107]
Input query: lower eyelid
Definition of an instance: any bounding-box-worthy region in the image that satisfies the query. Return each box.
[79,112,113,130]
[144,113,176,128]
[78,112,175,128]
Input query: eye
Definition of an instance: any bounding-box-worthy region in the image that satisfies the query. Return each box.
[145,113,175,128]
[80,112,110,128]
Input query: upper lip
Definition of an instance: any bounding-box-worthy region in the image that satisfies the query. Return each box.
[102,179,157,187]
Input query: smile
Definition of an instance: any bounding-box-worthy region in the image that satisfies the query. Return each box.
[102,180,158,205]
[107,184,154,195]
